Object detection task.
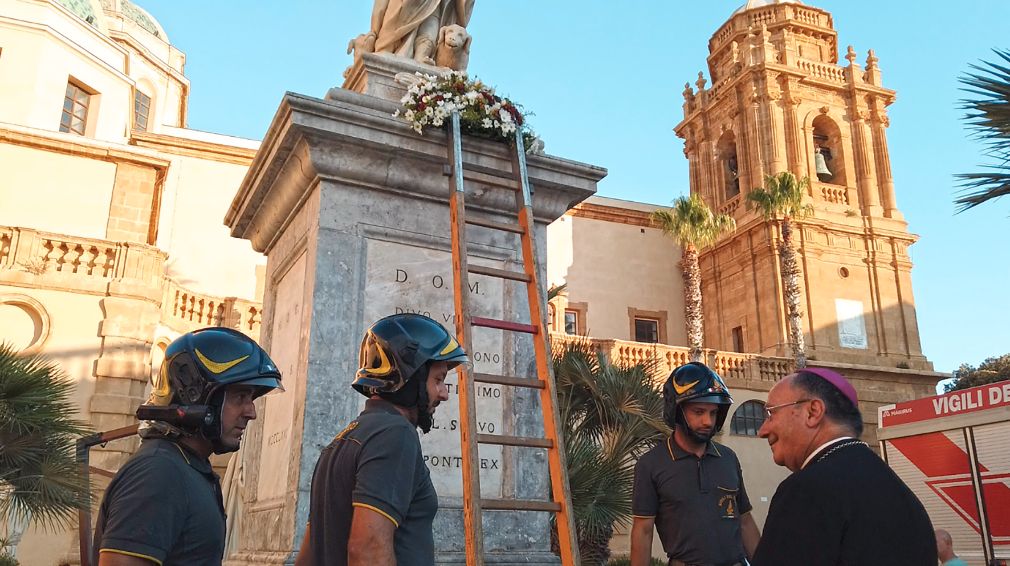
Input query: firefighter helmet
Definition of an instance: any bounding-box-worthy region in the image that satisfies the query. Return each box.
[353,313,468,397]
[662,362,733,435]
[141,327,282,449]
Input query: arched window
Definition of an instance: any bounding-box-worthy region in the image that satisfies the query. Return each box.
[730,400,767,436]
[811,115,847,187]
[716,131,740,201]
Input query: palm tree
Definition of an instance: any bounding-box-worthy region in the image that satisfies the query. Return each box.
[746,172,813,368]
[552,339,668,566]
[955,49,1010,212]
[650,194,735,362]
[0,343,90,555]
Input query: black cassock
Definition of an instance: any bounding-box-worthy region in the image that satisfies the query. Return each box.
[752,439,936,566]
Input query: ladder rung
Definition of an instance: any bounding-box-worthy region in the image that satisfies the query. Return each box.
[444,164,520,190]
[464,215,525,234]
[468,265,530,282]
[472,317,538,334]
[481,498,562,512]
[477,434,553,449]
[473,373,545,389]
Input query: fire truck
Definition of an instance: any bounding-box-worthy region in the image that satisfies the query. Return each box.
[878,379,1010,566]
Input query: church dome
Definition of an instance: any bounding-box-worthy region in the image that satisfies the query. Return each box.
[733,0,803,15]
[99,0,168,40]
[55,0,99,25]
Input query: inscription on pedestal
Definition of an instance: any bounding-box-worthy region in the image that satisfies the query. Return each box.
[257,252,308,501]
[365,239,509,498]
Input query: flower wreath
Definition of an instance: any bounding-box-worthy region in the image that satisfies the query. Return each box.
[394,71,536,148]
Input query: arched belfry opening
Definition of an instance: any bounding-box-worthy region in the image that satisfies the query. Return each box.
[811,114,846,188]
[716,131,741,202]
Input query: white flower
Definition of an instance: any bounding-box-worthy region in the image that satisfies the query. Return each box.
[499,108,513,123]
[482,118,493,128]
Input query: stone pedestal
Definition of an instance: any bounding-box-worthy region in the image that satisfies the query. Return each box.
[224,81,604,564]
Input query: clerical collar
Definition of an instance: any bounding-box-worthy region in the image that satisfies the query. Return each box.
[802,436,853,469]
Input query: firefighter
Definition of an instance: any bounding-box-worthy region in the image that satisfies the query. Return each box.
[630,362,760,566]
[295,313,467,566]
[94,327,283,565]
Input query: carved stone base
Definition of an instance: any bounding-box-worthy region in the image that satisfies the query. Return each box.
[339,51,447,102]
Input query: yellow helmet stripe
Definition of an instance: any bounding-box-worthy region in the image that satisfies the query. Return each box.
[195,349,249,374]
[672,379,700,395]
[439,337,460,356]
[363,337,394,376]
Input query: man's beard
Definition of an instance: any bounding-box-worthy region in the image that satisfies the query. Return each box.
[417,405,434,434]
[684,424,714,444]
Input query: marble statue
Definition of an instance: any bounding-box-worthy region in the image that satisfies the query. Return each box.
[433,23,470,71]
[353,0,474,66]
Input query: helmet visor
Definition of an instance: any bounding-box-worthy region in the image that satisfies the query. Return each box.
[239,375,284,398]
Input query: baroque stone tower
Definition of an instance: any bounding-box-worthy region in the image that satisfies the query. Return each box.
[675,0,931,370]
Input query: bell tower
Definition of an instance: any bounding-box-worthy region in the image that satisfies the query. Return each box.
[675,0,931,369]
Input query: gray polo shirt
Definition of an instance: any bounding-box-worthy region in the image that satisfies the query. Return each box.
[302,399,437,566]
[94,437,225,565]
[632,436,752,565]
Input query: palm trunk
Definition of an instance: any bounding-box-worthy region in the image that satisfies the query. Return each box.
[779,218,807,368]
[681,246,704,362]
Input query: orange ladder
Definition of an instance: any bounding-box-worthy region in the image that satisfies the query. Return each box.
[444,111,579,566]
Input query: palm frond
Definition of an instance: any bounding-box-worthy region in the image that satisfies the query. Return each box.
[650,194,735,251]
[548,283,568,302]
[746,172,812,220]
[552,340,668,564]
[956,48,1010,212]
[0,343,91,531]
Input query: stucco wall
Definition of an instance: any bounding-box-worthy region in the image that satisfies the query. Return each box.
[547,199,688,347]
[0,144,117,239]
[157,152,264,300]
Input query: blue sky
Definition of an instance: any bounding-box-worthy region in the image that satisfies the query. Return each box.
[152,0,1010,374]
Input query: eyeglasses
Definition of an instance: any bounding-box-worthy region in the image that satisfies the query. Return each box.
[764,399,812,419]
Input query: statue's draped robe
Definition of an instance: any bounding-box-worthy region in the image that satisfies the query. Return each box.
[374,0,474,58]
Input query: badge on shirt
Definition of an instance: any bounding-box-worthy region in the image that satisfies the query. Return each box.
[717,486,738,519]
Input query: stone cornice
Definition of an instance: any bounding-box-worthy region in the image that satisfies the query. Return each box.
[676,63,897,134]
[130,131,256,165]
[0,125,170,169]
[107,30,187,85]
[569,202,655,228]
[227,91,607,253]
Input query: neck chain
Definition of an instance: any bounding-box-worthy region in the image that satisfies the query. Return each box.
[814,439,867,464]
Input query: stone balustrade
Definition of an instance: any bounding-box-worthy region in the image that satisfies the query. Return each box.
[551,333,793,385]
[161,278,263,340]
[0,225,262,339]
[0,225,164,287]
[819,184,849,205]
[792,7,825,26]
[797,59,846,83]
[718,195,741,216]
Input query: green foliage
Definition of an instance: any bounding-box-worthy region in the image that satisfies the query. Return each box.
[0,343,91,531]
[553,340,668,566]
[607,555,665,566]
[0,551,18,566]
[945,353,1010,392]
[650,194,736,251]
[548,283,568,302]
[746,172,814,221]
[955,49,1010,212]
